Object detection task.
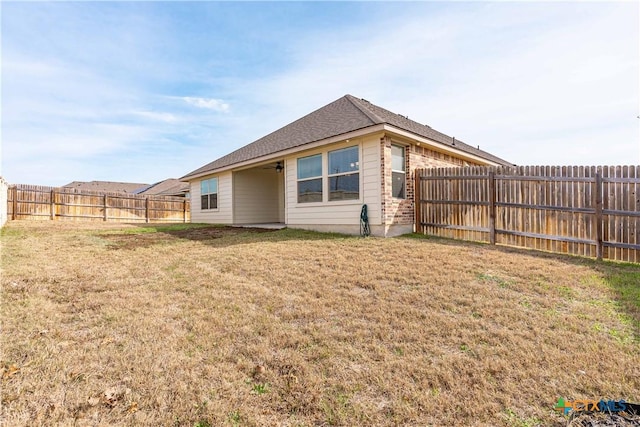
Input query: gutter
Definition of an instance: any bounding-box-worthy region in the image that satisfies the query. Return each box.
[181,123,510,182]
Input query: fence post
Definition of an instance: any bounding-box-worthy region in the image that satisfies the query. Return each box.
[414,170,421,233]
[183,199,187,223]
[594,172,603,260]
[12,186,18,220]
[50,189,56,220]
[488,170,496,245]
[145,197,150,223]
[103,194,108,221]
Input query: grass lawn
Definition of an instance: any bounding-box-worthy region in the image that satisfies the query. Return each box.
[1,221,638,426]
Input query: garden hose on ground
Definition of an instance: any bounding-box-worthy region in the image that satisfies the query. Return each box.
[360,204,370,237]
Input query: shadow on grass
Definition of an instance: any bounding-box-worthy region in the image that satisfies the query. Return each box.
[401,232,640,342]
[100,223,354,251]
[600,265,640,343]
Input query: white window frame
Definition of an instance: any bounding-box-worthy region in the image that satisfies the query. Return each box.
[200,177,218,210]
[294,144,362,206]
[297,154,323,203]
[327,146,360,201]
[391,144,406,199]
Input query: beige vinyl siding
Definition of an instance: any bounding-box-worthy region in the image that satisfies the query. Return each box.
[278,174,285,223]
[286,136,381,226]
[233,168,282,224]
[190,172,233,224]
[361,137,382,225]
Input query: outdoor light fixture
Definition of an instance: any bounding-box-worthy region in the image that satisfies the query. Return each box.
[262,161,283,172]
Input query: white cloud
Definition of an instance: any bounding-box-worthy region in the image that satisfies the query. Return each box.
[1,2,638,186]
[1,53,230,184]
[235,2,639,166]
[182,97,230,112]
[132,111,178,123]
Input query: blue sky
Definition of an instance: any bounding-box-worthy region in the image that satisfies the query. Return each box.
[2,1,638,187]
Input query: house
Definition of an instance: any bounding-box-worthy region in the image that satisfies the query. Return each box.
[135,179,190,197]
[180,95,511,237]
[63,180,149,194]
[62,179,189,197]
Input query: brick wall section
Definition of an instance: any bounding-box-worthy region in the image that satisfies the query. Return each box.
[380,137,482,227]
[380,136,393,225]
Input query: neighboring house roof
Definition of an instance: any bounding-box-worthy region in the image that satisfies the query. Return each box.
[62,180,149,193]
[182,94,511,180]
[136,179,190,197]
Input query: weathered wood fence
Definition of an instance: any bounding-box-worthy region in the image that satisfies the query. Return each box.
[7,184,190,223]
[415,166,640,263]
[0,177,8,227]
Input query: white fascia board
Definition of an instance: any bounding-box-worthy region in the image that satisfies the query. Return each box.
[183,124,386,181]
[382,125,503,166]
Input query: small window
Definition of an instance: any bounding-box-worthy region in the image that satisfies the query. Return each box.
[200,177,218,210]
[391,145,406,199]
[328,146,359,201]
[297,154,322,203]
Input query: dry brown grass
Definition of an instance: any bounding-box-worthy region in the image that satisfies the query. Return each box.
[1,221,638,427]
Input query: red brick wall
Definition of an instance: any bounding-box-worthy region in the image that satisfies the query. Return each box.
[380,137,481,227]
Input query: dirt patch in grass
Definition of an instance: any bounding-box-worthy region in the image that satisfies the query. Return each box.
[102,225,277,250]
[1,221,639,426]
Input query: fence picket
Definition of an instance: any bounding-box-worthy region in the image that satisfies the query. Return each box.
[415,165,640,262]
[7,184,190,223]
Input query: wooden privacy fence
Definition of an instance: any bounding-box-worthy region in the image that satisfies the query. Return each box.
[0,177,8,227]
[7,184,190,223]
[415,165,640,263]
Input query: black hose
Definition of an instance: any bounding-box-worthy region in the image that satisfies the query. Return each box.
[360,204,370,237]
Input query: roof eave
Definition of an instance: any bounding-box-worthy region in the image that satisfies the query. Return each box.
[180,122,510,183]
[382,125,510,166]
[180,123,387,181]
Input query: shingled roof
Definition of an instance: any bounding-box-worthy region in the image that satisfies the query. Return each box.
[62,180,148,193]
[182,95,510,180]
[136,179,190,197]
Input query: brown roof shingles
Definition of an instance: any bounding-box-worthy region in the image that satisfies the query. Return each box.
[182,95,510,180]
[62,181,148,193]
[138,179,189,196]
[346,96,510,166]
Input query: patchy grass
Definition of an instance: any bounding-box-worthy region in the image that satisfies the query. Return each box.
[1,221,639,426]
[106,222,217,234]
[604,267,640,338]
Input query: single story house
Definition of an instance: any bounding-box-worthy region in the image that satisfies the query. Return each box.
[63,179,189,198]
[181,94,510,236]
[63,180,149,194]
[135,179,190,198]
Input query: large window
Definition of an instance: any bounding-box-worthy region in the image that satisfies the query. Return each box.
[328,146,359,201]
[391,145,406,199]
[297,154,322,203]
[200,177,218,210]
[296,146,361,204]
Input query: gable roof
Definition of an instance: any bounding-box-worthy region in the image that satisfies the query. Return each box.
[62,180,149,193]
[136,178,190,197]
[182,94,511,180]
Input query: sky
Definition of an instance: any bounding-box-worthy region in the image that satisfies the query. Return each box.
[1,1,639,187]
